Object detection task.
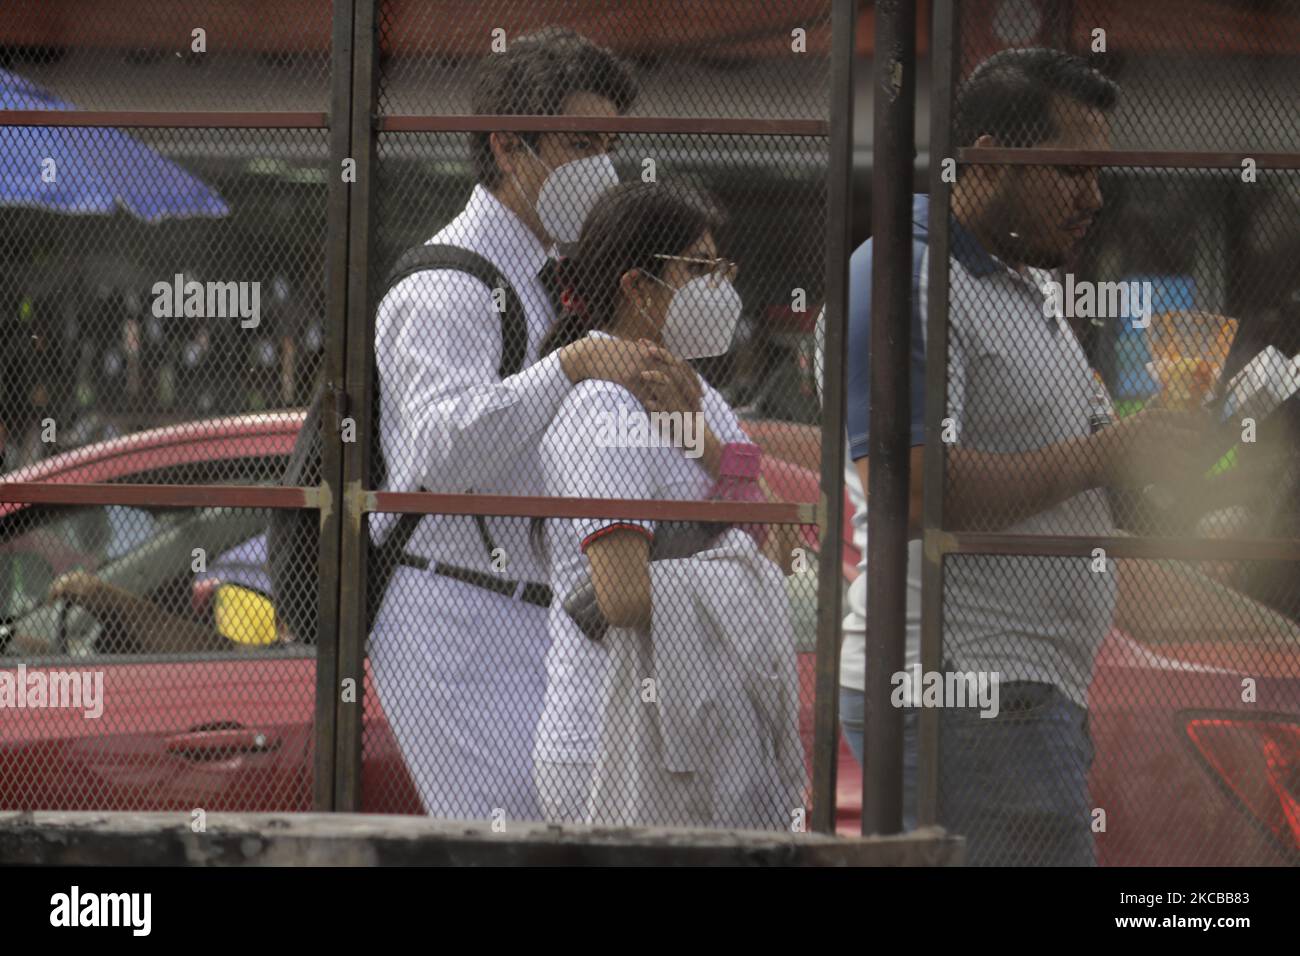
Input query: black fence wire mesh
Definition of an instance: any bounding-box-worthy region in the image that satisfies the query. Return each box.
[909,0,1300,866]
[0,502,315,812]
[0,0,845,838]
[1,0,1297,866]
[336,0,841,832]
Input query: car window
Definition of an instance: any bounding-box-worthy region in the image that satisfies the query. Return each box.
[0,504,305,662]
[0,505,166,616]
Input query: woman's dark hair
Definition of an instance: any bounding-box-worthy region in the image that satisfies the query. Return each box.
[471,27,638,189]
[538,180,727,358]
[529,180,727,557]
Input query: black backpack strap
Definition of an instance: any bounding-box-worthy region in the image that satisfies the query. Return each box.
[383,511,425,564]
[383,243,527,378]
[377,243,530,561]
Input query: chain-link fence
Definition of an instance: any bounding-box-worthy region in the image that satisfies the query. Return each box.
[0,0,854,838]
[9,0,1290,866]
[346,0,848,832]
[0,0,341,816]
[905,0,1300,866]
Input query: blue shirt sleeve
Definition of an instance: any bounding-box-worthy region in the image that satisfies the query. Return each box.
[845,236,929,461]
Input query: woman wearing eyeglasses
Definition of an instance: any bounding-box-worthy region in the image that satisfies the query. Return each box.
[529,181,806,829]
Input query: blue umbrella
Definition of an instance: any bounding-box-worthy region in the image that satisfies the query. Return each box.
[0,67,229,222]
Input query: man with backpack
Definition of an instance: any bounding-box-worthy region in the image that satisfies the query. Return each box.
[365,28,705,821]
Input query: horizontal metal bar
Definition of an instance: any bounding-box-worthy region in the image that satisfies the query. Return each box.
[0,482,320,510]
[378,114,829,136]
[0,110,329,129]
[12,646,316,669]
[958,147,1300,170]
[365,490,816,525]
[928,530,1300,562]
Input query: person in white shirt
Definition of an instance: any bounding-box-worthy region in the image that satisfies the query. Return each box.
[528,182,804,824]
[369,29,704,822]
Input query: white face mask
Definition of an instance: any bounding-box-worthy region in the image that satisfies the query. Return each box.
[524,146,619,244]
[647,273,743,359]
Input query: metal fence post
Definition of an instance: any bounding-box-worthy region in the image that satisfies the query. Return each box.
[333,0,380,813]
[810,0,857,835]
[862,0,916,837]
[311,0,360,815]
[917,0,957,831]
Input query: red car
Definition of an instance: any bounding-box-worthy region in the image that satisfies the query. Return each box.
[2,413,1297,865]
[0,412,856,824]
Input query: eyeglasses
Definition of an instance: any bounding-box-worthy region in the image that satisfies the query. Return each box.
[652,254,740,289]
[542,131,620,155]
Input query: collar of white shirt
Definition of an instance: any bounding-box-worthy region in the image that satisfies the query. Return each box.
[451,184,554,288]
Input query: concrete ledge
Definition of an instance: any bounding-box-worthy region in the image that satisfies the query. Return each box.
[0,812,964,866]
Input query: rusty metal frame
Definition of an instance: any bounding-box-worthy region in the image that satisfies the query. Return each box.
[333,0,381,813]
[0,483,318,509]
[918,0,958,832]
[959,147,1300,169]
[861,0,917,837]
[934,533,1300,562]
[379,115,830,135]
[0,0,856,828]
[918,0,1300,836]
[314,0,361,812]
[0,111,328,128]
[0,2,360,812]
[808,0,856,835]
[364,491,814,525]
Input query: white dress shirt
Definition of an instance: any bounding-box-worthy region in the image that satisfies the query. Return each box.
[372,184,571,582]
[367,184,566,820]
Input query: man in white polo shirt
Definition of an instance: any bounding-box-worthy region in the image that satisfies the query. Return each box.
[843,49,1206,864]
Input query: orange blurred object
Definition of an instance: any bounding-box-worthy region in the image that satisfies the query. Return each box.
[1146,310,1237,410]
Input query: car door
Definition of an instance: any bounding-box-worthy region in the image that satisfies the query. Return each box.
[0,499,315,812]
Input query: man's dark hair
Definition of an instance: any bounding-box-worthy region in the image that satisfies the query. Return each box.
[953,48,1119,148]
[471,27,638,189]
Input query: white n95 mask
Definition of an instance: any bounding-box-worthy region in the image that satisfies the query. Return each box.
[658,275,743,359]
[532,151,619,244]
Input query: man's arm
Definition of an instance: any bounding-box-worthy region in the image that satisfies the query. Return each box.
[379,270,695,493]
[867,408,1208,535]
[855,441,1096,538]
[586,530,653,629]
[378,270,572,492]
[944,439,1101,531]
